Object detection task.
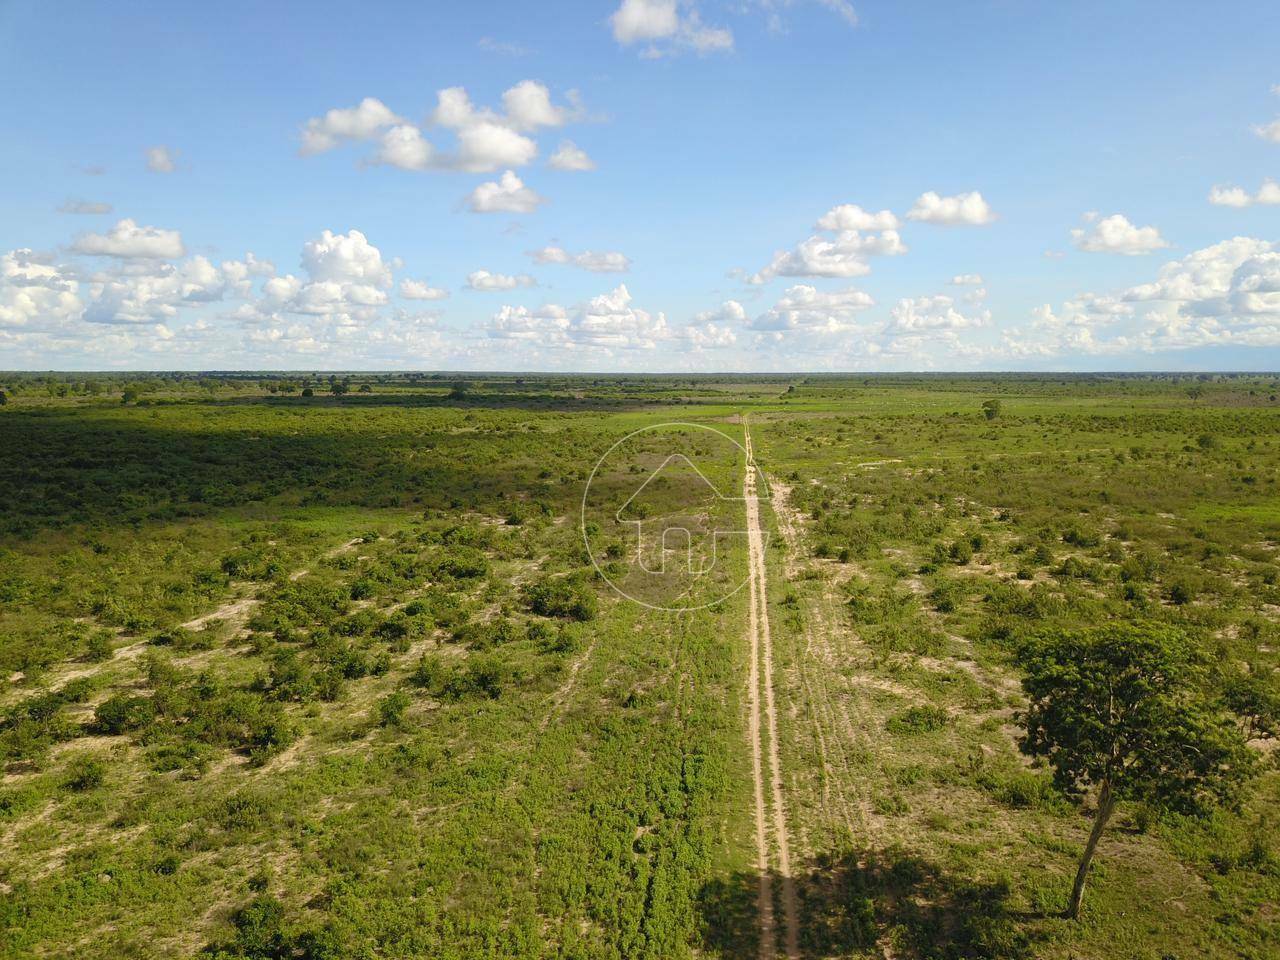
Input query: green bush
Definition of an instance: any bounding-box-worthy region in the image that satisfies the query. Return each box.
[886,705,950,735]
[524,573,598,621]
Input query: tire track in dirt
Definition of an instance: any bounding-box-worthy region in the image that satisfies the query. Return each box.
[771,482,863,843]
[743,423,800,960]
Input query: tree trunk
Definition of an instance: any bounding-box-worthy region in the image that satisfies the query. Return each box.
[1068,780,1115,919]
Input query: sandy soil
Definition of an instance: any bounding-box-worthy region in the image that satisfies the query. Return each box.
[744,423,800,960]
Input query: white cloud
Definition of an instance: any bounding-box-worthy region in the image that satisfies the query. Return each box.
[610,0,733,55]
[72,219,185,259]
[886,294,991,334]
[1254,118,1280,143]
[374,125,434,171]
[400,278,449,300]
[815,204,899,231]
[1209,179,1280,208]
[454,121,538,172]
[752,284,875,332]
[228,229,396,329]
[950,273,984,285]
[300,98,401,155]
[678,320,737,348]
[611,0,679,42]
[84,256,252,324]
[906,191,997,226]
[467,170,545,213]
[692,300,747,325]
[548,140,596,171]
[0,250,83,328]
[530,245,630,272]
[467,269,537,290]
[300,83,584,175]
[502,80,581,131]
[146,146,177,174]
[301,229,392,287]
[574,284,670,347]
[750,229,906,283]
[488,284,669,351]
[58,199,112,215]
[1002,238,1280,357]
[1070,212,1169,255]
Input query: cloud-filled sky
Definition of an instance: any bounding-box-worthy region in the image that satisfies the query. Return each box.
[1,0,1278,371]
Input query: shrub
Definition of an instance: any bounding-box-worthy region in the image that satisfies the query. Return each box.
[93,693,157,734]
[886,705,949,735]
[524,574,598,621]
[377,691,411,728]
[63,755,106,791]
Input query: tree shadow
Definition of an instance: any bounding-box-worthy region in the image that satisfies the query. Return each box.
[699,847,1036,960]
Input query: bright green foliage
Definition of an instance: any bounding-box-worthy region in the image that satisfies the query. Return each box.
[1017,623,1255,917]
[1018,624,1253,812]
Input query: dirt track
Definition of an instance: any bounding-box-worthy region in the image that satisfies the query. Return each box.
[743,423,800,960]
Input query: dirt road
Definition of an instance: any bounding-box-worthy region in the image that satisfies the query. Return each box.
[743,422,800,960]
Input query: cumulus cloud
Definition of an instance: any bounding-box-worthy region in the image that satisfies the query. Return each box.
[467,270,536,291]
[692,300,747,325]
[84,255,260,324]
[72,219,185,259]
[146,146,177,173]
[400,278,449,300]
[0,250,83,328]
[467,170,545,213]
[300,83,582,174]
[529,245,630,272]
[455,121,538,172]
[906,191,997,226]
[300,98,401,155]
[750,228,906,283]
[488,284,671,351]
[752,284,875,333]
[886,294,991,334]
[301,229,392,287]
[1070,212,1169,255]
[229,229,397,329]
[678,320,737,348]
[373,124,434,171]
[548,140,596,171]
[58,199,112,215]
[816,204,899,231]
[502,80,583,131]
[1003,238,1280,357]
[1209,179,1280,208]
[610,0,733,56]
[950,273,983,285]
[1254,118,1280,143]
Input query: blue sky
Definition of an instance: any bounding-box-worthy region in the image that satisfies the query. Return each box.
[1,0,1278,371]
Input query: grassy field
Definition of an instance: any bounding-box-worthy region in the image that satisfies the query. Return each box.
[0,372,1276,958]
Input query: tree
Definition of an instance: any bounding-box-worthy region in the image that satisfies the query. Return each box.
[448,380,471,401]
[1016,624,1254,919]
[0,389,7,405]
[982,398,1002,420]
[330,380,349,397]
[301,387,314,397]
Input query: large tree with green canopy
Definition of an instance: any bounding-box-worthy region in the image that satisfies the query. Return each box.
[1016,624,1256,919]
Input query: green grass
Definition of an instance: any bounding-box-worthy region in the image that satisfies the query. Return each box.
[0,371,1277,958]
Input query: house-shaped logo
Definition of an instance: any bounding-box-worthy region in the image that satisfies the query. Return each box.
[615,453,762,576]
